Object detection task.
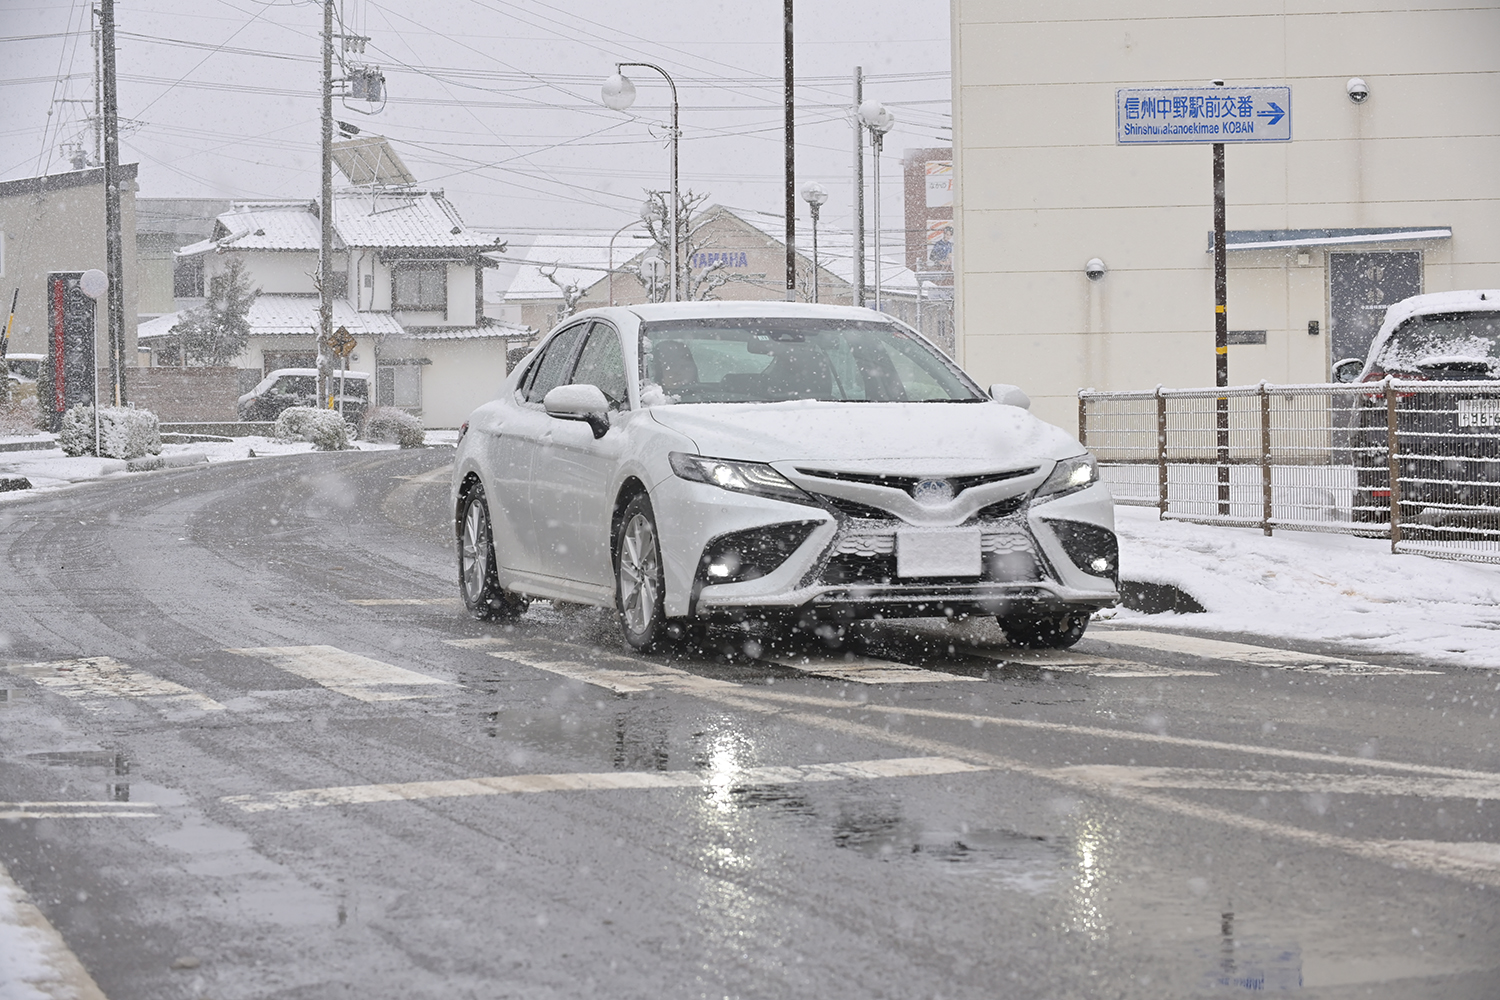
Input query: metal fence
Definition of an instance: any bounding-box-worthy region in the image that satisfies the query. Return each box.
[1079,379,1500,563]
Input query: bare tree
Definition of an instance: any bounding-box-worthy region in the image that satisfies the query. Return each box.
[540,265,587,320]
[632,190,732,302]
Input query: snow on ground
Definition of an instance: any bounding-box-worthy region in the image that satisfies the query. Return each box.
[0,864,70,1000]
[0,436,407,495]
[1114,505,1500,669]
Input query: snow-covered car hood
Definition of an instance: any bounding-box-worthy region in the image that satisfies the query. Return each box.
[646,400,1081,473]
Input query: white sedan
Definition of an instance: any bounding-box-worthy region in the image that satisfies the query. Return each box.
[451,302,1117,651]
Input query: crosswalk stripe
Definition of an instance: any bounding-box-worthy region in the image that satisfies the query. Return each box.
[348,598,462,607]
[1051,765,1500,801]
[446,636,739,694]
[971,648,1217,678]
[4,657,225,713]
[0,802,160,820]
[1091,629,1440,674]
[225,646,451,702]
[765,652,979,685]
[221,756,990,813]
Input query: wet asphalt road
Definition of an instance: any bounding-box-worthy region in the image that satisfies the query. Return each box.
[0,448,1497,1000]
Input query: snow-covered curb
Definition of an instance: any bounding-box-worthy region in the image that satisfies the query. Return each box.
[0,861,106,1000]
[0,436,419,496]
[1114,506,1500,668]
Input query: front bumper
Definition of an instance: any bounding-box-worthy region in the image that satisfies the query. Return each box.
[655,476,1118,621]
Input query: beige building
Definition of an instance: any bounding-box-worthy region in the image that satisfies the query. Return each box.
[951,2,1500,430]
[0,165,139,370]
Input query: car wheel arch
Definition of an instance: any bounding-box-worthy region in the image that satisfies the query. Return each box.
[610,477,650,569]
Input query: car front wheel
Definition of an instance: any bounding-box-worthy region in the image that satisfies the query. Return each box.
[458,484,528,620]
[616,494,667,652]
[999,608,1089,649]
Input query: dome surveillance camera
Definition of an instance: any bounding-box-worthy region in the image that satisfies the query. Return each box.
[1346,78,1369,104]
[1085,257,1106,281]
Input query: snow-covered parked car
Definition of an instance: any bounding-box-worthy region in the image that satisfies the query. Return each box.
[1334,289,1500,519]
[237,368,369,423]
[451,302,1119,650]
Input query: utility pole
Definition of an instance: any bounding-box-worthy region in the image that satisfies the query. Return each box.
[852,67,864,308]
[318,0,334,407]
[92,7,101,164]
[1212,80,1229,517]
[99,0,125,404]
[782,0,796,301]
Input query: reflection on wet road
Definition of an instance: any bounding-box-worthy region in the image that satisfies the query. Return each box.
[0,450,1497,999]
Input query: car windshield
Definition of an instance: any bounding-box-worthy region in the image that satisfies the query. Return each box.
[1377,311,1500,373]
[638,317,984,404]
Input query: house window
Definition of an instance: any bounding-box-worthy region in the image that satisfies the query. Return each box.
[173,255,204,298]
[393,264,446,311]
[377,365,423,408]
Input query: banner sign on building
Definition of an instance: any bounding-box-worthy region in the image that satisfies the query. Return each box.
[1116,86,1291,144]
[46,271,96,429]
[903,148,954,275]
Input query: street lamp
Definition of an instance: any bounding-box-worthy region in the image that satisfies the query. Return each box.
[602,64,679,303]
[858,99,894,312]
[800,181,828,304]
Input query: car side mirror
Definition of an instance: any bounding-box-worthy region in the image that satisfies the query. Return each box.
[1332,358,1364,384]
[543,383,611,438]
[989,383,1031,409]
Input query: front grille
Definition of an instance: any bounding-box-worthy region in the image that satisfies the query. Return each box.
[970,495,1028,520]
[811,492,895,520]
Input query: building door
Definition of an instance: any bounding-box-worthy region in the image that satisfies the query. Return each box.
[1328,252,1422,366]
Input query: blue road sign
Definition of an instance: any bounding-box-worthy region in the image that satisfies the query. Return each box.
[1116,86,1291,144]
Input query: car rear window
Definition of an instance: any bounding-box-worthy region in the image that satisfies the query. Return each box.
[638,317,983,404]
[1377,311,1500,374]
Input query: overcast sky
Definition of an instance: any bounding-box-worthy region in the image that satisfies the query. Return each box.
[2,0,951,249]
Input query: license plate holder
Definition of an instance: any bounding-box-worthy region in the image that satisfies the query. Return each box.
[1457,398,1500,428]
[895,529,983,578]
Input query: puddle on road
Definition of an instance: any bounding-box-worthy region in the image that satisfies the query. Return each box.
[833,801,1066,895]
[25,748,131,800]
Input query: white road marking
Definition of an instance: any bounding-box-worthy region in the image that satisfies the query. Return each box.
[4,657,225,713]
[349,598,463,607]
[766,652,979,685]
[1093,629,1440,675]
[0,859,111,1000]
[446,636,739,694]
[1051,765,1500,801]
[226,646,451,702]
[222,756,989,813]
[0,802,160,820]
[972,648,1217,678]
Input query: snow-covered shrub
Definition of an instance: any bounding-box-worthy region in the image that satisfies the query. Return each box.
[359,406,425,448]
[58,405,162,459]
[274,406,349,451]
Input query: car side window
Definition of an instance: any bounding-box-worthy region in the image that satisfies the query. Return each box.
[522,323,588,404]
[569,322,629,407]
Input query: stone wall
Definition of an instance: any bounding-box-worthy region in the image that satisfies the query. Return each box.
[128,367,240,422]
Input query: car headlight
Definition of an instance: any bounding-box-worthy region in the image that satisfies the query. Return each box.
[1033,455,1099,502]
[669,452,816,505]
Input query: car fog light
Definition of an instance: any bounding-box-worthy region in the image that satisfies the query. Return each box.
[1090,557,1111,573]
[707,552,742,578]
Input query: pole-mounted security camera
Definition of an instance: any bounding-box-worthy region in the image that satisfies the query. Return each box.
[1346,78,1369,104]
[1085,258,1107,281]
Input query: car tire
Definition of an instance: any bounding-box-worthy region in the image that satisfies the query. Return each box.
[616,493,667,652]
[999,608,1089,649]
[458,484,528,621]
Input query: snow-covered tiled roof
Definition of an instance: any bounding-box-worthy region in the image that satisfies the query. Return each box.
[335,191,502,250]
[496,235,619,301]
[402,322,533,341]
[137,295,404,340]
[176,192,505,257]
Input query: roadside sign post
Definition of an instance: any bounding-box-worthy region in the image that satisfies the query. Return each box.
[328,325,357,422]
[1116,83,1291,515]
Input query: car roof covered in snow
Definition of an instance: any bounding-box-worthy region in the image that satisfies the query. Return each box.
[1360,289,1500,370]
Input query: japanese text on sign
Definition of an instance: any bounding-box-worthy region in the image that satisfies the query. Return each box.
[1116,86,1291,144]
